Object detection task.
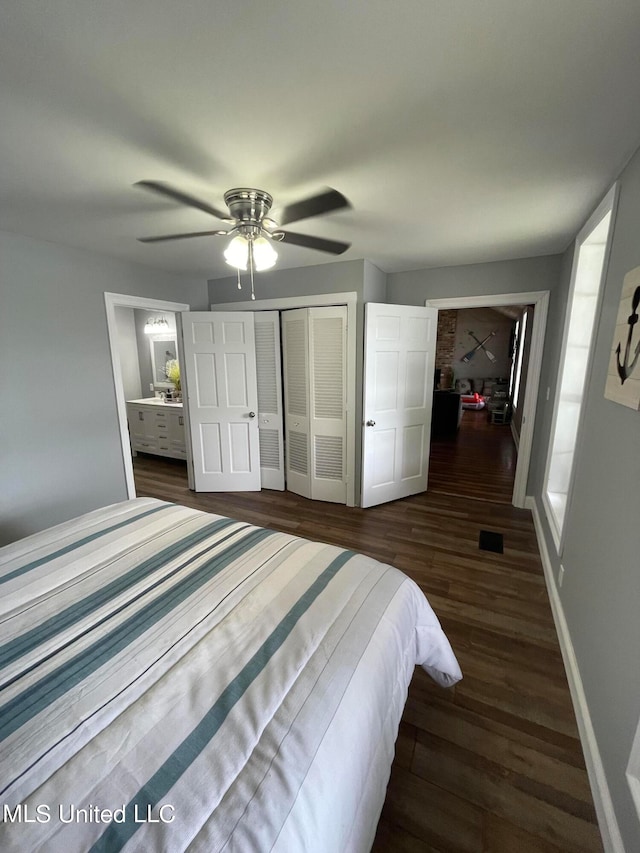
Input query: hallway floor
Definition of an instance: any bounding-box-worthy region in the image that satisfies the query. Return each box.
[428,408,517,504]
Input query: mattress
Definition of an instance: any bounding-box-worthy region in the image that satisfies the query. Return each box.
[0,498,461,852]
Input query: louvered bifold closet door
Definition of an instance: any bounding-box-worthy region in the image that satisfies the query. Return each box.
[309,306,347,503]
[282,308,311,498]
[254,311,285,490]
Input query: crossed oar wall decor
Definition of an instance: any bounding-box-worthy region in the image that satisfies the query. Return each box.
[461,330,497,363]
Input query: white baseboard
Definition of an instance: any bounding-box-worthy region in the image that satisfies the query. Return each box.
[527,496,625,853]
[511,420,520,451]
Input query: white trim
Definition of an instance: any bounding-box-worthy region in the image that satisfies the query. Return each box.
[541,183,619,555]
[510,421,520,451]
[426,290,547,311]
[528,495,625,853]
[425,290,549,508]
[104,292,191,499]
[626,717,640,826]
[541,487,563,551]
[211,291,357,311]
[211,292,358,507]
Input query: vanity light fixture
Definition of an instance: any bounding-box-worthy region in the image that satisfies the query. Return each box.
[144,316,170,335]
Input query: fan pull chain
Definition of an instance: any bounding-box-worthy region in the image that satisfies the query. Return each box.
[249,240,256,301]
[236,267,242,291]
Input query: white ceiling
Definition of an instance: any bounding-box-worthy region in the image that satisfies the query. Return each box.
[2,0,640,280]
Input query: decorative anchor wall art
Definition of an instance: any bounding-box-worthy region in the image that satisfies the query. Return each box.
[604,264,640,410]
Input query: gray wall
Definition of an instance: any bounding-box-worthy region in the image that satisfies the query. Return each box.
[363,259,387,303]
[387,254,562,304]
[134,308,155,397]
[527,151,640,850]
[208,258,367,306]
[114,306,142,402]
[0,230,207,545]
[528,247,575,498]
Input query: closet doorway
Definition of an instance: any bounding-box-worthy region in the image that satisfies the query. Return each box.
[208,291,358,506]
[179,304,349,505]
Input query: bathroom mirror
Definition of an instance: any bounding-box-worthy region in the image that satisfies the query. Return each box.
[150,336,178,387]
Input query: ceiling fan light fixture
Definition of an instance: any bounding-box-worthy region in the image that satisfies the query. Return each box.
[136,181,351,299]
[252,236,278,271]
[224,234,249,270]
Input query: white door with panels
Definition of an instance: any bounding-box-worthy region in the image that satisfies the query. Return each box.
[181,311,261,492]
[282,306,348,504]
[254,311,285,490]
[361,303,437,508]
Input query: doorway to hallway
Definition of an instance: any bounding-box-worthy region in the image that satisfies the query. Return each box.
[428,408,516,503]
[426,290,549,508]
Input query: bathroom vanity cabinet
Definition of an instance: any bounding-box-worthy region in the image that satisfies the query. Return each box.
[126,398,187,460]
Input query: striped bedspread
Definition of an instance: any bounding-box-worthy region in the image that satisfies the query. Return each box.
[0,498,461,852]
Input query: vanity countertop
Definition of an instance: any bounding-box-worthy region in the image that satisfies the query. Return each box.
[126,397,183,408]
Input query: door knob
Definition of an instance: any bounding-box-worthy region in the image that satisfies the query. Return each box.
[366,419,376,427]
[248,411,256,418]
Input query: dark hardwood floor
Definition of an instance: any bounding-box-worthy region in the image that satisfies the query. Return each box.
[132,446,602,853]
[428,408,517,505]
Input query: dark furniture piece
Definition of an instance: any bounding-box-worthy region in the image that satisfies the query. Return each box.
[431,390,463,437]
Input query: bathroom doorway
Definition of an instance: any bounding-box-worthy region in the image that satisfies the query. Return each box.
[104,292,190,498]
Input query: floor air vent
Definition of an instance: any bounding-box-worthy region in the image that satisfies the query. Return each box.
[478,530,504,553]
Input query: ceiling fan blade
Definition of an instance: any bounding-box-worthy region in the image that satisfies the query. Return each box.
[280,231,350,255]
[135,181,229,220]
[278,188,350,226]
[138,229,228,243]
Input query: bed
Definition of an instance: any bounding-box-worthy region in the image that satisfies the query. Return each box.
[0,498,461,852]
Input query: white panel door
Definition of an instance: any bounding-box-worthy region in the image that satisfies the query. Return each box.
[282,309,311,499]
[181,311,260,492]
[254,311,285,491]
[361,303,437,508]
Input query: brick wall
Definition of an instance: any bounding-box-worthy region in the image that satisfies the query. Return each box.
[435,309,457,388]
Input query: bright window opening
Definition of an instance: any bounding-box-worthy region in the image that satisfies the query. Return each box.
[543,188,616,550]
[512,310,528,410]
[509,319,520,401]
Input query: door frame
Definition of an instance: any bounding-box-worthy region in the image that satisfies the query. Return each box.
[425,290,549,508]
[104,292,191,499]
[210,292,357,507]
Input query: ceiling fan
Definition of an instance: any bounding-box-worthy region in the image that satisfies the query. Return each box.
[135,181,351,299]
